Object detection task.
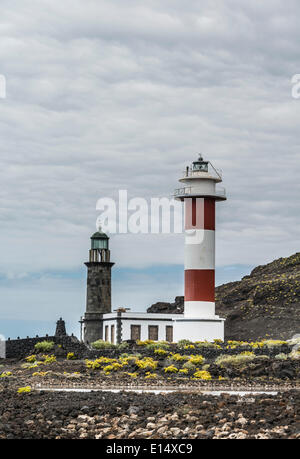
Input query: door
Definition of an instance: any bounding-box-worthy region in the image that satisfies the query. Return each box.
[131,325,141,341]
[111,325,115,344]
[148,325,159,341]
[166,326,173,342]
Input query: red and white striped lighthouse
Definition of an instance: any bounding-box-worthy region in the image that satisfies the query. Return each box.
[173,155,226,342]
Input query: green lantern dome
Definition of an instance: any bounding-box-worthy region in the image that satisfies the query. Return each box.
[90,227,109,250]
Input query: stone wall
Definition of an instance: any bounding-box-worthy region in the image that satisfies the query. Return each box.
[5,335,87,359]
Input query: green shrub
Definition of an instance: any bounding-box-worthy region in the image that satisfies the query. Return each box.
[34,341,54,352]
[289,350,300,360]
[177,339,193,349]
[262,339,287,348]
[146,342,170,351]
[215,353,256,368]
[91,339,116,349]
[202,364,210,371]
[195,341,220,349]
[182,361,197,371]
[275,353,288,360]
[117,342,129,351]
[124,353,141,360]
[120,353,129,359]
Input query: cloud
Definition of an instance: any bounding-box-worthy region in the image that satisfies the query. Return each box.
[0,0,299,331]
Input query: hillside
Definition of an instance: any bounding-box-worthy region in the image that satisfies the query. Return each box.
[147,253,300,341]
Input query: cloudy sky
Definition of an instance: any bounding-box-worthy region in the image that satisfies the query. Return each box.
[0,0,300,338]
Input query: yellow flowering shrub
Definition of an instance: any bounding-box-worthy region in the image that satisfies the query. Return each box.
[103,363,124,373]
[169,353,189,362]
[193,370,212,380]
[17,386,31,394]
[135,357,158,370]
[136,340,154,346]
[226,339,287,349]
[63,371,81,377]
[25,355,36,363]
[262,340,287,348]
[154,349,168,356]
[179,368,188,374]
[67,352,76,360]
[164,365,178,373]
[145,372,158,379]
[189,355,205,365]
[85,357,117,370]
[42,355,56,365]
[0,371,12,378]
[125,372,138,378]
[120,355,139,364]
[226,340,250,349]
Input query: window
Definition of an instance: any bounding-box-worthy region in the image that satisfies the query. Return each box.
[131,325,141,341]
[105,325,109,342]
[166,326,173,342]
[148,325,159,341]
[111,325,115,344]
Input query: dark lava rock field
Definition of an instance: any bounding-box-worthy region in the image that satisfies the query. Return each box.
[0,389,299,439]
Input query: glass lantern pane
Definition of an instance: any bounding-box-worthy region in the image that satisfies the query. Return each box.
[91,239,108,250]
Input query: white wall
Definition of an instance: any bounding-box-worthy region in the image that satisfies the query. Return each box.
[173,319,224,342]
[102,313,183,342]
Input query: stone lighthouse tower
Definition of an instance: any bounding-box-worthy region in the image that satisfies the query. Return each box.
[173,155,226,342]
[82,228,114,344]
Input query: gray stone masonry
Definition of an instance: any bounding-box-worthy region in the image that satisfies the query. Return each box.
[83,261,114,344]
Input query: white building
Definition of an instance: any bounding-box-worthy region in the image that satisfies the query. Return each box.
[100,311,183,344]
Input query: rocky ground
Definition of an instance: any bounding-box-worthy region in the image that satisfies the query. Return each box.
[148,252,300,341]
[1,340,299,439]
[0,388,299,439]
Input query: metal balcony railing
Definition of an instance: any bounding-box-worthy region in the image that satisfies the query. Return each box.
[174,186,226,198]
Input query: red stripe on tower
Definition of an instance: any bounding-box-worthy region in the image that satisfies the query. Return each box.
[184,269,215,302]
[185,198,215,230]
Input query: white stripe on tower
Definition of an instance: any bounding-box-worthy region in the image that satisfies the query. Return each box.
[184,197,215,318]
